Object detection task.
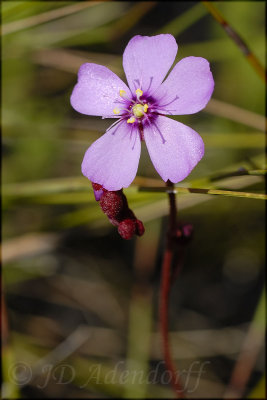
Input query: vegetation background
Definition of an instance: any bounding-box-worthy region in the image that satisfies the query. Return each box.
[2,1,265,398]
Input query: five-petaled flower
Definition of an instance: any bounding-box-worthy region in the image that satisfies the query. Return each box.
[70,34,214,191]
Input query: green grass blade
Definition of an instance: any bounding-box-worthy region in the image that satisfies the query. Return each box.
[157,2,207,36]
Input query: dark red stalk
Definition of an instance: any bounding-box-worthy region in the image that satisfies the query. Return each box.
[159,181,185,398]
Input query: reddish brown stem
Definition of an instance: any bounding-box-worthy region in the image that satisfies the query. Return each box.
[159,181,185,398]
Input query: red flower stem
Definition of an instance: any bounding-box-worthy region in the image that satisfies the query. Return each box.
[159,181,185,397]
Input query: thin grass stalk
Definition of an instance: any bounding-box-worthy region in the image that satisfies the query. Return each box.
[1,2,101,35]
[202,1,266,82]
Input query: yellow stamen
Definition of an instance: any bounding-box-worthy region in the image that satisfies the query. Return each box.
[127,117,136,124]
[135,88,143,100]
[119,89,126,97]
[143,103,148,113]
[113,108,120,115]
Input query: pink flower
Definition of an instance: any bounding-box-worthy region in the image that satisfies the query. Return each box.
[71,34,214,191]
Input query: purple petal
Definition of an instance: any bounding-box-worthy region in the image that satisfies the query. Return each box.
[70,63,131,117]
[93,188,104,201]
[155,57,214,115]
[123,34,178,95]
[144,116,204,183]
[82,121,141,191]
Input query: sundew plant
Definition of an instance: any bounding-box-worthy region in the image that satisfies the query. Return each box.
[1,2,266,399]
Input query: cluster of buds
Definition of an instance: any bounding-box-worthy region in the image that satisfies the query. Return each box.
[92,183,145,240]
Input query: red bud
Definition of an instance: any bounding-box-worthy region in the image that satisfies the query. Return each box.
[100,191,123,219]
[118,219,136,240]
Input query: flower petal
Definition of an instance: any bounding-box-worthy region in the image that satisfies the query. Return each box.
[155,57,214,115]
[70,63,131,117]
[123,34,178,95]
[82,121,141,190]
[144,116,204,183]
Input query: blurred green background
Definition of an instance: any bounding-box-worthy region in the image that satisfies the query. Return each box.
[1,1,266,399]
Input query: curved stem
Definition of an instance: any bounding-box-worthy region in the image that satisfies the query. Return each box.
[159,181,185,397]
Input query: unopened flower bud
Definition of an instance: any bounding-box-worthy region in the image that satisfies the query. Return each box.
[91,182,145,239]
[174,223,193,244]
[135,220,145,236]
[100,191,123,219]
[118,219,136,240]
